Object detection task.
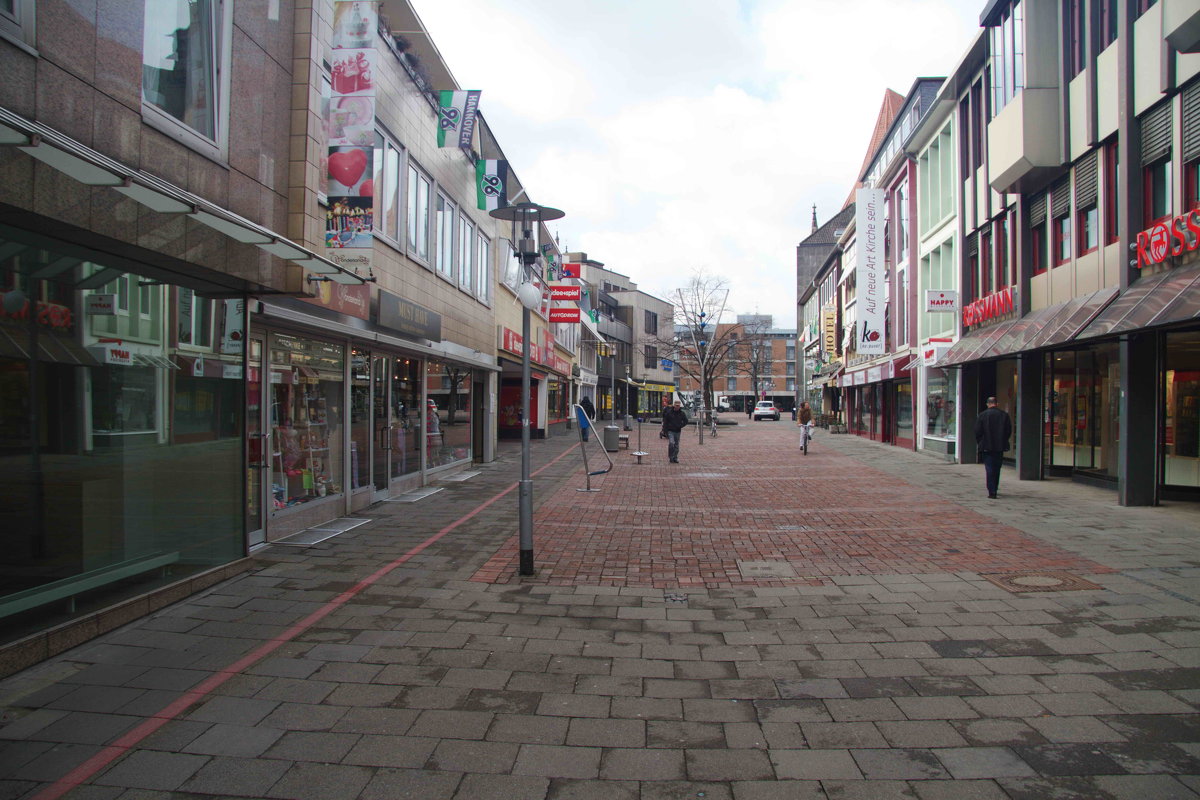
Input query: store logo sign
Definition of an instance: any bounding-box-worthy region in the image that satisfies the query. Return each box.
[86,294,117,315]
[924,290,958,313]
[963,286,1015,327]
[1136,209,1200,268]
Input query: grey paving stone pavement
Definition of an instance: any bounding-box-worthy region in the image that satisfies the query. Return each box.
[0,426,1198,799]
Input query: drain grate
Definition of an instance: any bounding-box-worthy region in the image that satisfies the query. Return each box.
[983,571,1103,593]
[664,592,688,603]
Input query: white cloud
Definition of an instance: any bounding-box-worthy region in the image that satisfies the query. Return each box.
[411,0,983,326]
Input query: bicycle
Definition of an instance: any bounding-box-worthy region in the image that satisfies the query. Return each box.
[798,421,813,455]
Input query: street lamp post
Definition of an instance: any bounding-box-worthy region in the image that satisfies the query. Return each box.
[489,202,565,577]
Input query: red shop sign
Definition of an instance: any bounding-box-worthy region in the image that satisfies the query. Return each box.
[963,286,1015,327]
[1137,209,1200,269]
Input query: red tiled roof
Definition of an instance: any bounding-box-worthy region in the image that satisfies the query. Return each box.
[843,89,905,208]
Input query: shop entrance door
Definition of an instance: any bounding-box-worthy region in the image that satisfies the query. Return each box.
[372,355,392,501]
[246,334,267,547]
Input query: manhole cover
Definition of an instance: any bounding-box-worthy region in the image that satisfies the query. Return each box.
[983,571,1103,593]
[737,560,797,578]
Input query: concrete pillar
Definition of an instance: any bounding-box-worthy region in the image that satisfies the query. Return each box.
[1118,333,1158,506]
[959,364,980,465]
[1016,352,1042,480]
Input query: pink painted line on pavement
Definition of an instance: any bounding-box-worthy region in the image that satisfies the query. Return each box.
[32,443,578,800]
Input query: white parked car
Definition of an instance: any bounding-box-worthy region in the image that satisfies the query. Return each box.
[752,401,780,421]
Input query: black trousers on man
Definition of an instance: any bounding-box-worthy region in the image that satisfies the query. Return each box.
[981,450,1003,498]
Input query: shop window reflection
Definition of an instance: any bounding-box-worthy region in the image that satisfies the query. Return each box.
[269,334,344,509]
[427,359,471,468]
[1165,331,1200,487]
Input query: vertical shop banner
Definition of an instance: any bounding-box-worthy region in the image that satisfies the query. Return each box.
[476,160,508,211]
[437,90,481,148]
[855,187,885,355]
[220,299,245,354]
[325,1,377,275]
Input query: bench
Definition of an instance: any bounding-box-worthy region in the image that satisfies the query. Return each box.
[0,551,180,619]
[618,434,630,449]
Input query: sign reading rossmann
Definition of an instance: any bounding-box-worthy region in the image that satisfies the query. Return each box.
[1137,209,1200,268]
[963,286,1015,327]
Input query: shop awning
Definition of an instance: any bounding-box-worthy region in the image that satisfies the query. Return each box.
[580,311,607,345]
[0,325,100,366]
[939,286,1120,367]
[938,320,1015,367]
[1076,264,1200,341]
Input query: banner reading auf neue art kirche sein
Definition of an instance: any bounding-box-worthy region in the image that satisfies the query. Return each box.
[855,187,886,355]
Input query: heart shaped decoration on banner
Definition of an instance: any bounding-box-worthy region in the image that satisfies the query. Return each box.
[358,179,373,199]
[329,148,367,189]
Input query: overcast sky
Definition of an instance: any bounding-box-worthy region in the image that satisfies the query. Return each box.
[410,0,985,327]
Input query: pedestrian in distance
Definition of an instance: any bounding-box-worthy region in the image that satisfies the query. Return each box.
[579,395,596,441]
[974,396,1012,499]
[661,399,689,463]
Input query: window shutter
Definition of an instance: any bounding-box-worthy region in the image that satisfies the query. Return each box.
[1141,101,1173,165]
[1029,193,1047,226]
[1075,150,1099,207]
[966,231,978,255]
[1183,81,1200,163]
[1051,177,1071,218]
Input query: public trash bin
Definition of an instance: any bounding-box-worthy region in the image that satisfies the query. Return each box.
[624,414,633,431]
[602,425,620,451]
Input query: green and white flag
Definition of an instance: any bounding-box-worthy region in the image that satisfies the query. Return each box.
[476,159,508,211]
[437,90,481,148]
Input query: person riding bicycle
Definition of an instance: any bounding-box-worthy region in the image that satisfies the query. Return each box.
[796,401,814,452]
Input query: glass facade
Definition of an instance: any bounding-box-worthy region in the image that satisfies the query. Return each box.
[1165,330,1200,488]
[925,368,957,439]
[0,245,244,645]
[1043,345,1119,479]
[269,334,344,508]
[426,359,472,468]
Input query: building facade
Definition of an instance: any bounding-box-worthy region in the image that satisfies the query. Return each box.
[0,0,590,671]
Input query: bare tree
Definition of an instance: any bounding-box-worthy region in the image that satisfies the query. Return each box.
[732,317,774,403]
[639,272,735,430]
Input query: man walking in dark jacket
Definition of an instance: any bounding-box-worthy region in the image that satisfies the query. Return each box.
[974,396,1012,499]
[661,400,689,463]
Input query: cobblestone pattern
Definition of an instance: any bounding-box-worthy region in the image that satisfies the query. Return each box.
[0,422,1197,799]
[472,424,1109,586]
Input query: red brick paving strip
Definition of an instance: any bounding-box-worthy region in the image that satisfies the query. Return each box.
[471,424,1108,587]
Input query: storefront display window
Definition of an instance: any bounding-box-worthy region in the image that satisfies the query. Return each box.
[349,349,371,491]
[1,244,244,646]
[269,334,344,510]
[1044,346,1118,479]
[925,368,957,439]
[390,357,421,480]
[1164,330,1200,488]
[895,380,913,445]
[547,378,566,422]
[427,359,472,468]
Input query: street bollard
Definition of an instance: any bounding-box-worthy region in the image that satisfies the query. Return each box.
[632,417,649,464]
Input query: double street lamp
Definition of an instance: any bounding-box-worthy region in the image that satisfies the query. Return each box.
[489,201,565,576]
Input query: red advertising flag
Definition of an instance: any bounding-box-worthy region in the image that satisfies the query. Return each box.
[549,284,581,301]
[548,307,581,323]
[561,262,581,278]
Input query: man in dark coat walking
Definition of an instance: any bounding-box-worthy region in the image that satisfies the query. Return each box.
[661,400,689,463]
[579,396,596,441]
[974,396,1012,499]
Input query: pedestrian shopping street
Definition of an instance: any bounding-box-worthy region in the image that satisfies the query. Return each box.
[2,420,1199,800]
